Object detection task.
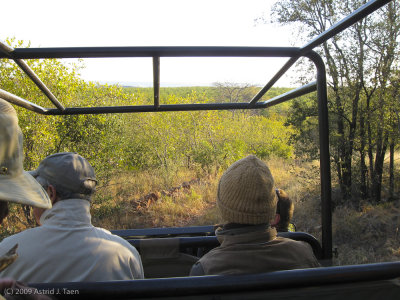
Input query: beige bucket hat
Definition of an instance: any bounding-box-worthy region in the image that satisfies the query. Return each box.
[0,99,51,209]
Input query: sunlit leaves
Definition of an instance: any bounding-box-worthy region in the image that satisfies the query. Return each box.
[1,38,294,184]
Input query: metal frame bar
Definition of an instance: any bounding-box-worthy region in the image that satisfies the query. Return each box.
[306,51,332,259]
[0,46,305,114]
[0,82,315,115]
[0,88,47,114]
[41,81,316,115]
[153,56,160,109]
[0,39,65,111]
[0,46,301,59]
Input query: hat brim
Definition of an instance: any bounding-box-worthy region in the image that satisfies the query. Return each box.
[0,171,52,209]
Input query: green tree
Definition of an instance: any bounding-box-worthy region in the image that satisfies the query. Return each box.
[270,0,400,204]
[0,38,127,182]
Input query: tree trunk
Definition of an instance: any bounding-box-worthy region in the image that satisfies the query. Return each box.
[335,93,352,201]
[341,151,352,201]
[389,141,395,201]
[371,134,388,203]
[359,109,368,200]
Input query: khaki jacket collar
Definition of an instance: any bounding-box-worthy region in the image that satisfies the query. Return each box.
[40,198,92,228]
[216,224,277,246]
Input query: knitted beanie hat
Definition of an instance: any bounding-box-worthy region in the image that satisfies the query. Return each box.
[217,155,277,224]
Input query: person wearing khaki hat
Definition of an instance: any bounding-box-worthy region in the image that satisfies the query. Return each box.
[190,155,320,276]
[0,99,51,219]
[0,152,144,282]
[0,99,52,299]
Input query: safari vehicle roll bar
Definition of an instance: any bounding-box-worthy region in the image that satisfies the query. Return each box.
[0,0,393,263]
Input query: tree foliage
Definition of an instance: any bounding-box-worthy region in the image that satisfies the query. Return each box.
[271,0,400,205]
[1,38,294,189]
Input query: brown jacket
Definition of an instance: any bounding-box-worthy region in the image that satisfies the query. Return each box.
[190,225,320,276]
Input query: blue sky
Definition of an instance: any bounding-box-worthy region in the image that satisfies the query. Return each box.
[1,0,302,87]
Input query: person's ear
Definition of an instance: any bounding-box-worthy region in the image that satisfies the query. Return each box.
[271,214,280,227]
[47,185,58,204]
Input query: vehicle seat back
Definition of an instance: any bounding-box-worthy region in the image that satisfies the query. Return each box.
[139,238,198,278]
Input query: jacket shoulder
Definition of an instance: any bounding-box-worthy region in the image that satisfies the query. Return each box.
[0,227,40,254]
[92,227,140,255]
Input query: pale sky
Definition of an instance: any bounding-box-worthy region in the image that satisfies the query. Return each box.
[1,0,303,87]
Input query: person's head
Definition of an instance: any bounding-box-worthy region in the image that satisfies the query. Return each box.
[29,152,97,224]
[0,99,51,224]
[275,188,294,232]
[217,155,278,226]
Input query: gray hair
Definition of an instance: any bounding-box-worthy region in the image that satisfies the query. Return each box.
[36,175,96,201]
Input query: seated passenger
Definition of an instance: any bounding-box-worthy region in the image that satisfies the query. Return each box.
[274,188,295,232]
[0,152,144,282]
[190,155,320,276]
[0,98,52,298]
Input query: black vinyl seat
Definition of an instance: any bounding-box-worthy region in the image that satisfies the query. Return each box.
[123,231,323,278]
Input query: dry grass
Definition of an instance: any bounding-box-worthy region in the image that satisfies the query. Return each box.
[92,157,322,232]
[268,158,323,240]
[147,180,220,227]
[91,167,222,229]
[332,202,400,265]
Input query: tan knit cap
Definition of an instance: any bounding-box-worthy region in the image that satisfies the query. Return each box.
[217,155,277,225]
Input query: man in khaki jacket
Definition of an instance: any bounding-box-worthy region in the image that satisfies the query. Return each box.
[0,152,144,283]
[190,155,320,276]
